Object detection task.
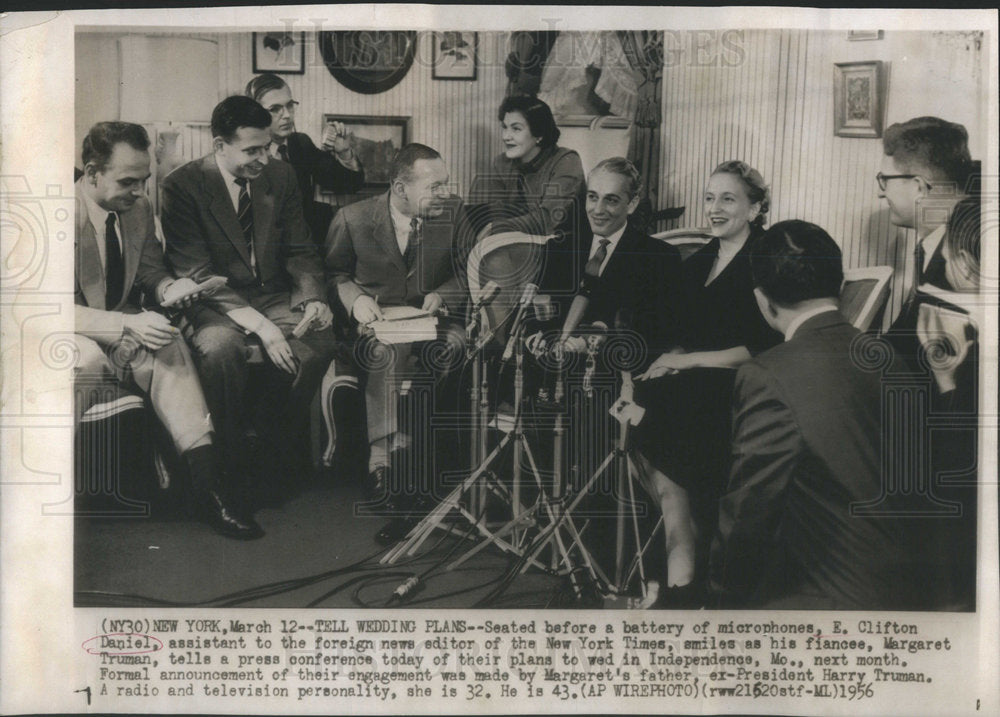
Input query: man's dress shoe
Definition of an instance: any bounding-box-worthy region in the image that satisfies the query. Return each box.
[365,465,389,502]
[199,490,264,540]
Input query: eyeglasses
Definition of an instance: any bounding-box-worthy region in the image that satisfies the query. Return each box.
[876,172,930,191]
[265,100,299,116]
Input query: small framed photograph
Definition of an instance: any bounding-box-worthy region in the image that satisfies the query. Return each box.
[322,114,411,189]
[833,61,888,138]
[432,31,478,80]
[252,31,305,75]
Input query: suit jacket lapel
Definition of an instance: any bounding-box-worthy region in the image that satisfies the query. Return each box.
[601,227,638,286]
[118,203,146,305]
[373,193,407,274]
[75,188,106,309]
[204,156,254,271]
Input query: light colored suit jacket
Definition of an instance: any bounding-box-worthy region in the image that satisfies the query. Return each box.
[161,154,325,315]
[324,192,467,315]
[74,178,171,342]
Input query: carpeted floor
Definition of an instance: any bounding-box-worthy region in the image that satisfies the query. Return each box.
[72,472,596,610]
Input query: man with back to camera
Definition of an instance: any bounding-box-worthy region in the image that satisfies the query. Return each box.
[161,96,338,512]
[325,143,469,545]
[245,73,364,245]
[710,220,936,609]
[74,121,260,539]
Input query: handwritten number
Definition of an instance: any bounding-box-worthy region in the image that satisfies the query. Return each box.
[75,687,91,706]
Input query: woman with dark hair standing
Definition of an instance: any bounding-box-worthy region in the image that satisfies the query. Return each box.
[480,96,590,302]
[245,73,365,244]
[632,160,782,607]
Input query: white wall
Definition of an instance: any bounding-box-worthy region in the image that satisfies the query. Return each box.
[75,30,224,167]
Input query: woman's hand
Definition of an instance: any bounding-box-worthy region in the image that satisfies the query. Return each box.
[917,304,974,394]
[639,352,694,380]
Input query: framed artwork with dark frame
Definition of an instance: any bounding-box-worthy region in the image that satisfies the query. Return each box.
[833,60,888,138]
[252,31,305,75]
[318,31,418,94]
[432,32,478,80]
[322,114,411,189]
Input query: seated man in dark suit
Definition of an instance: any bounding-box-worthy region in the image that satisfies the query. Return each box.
[245,73,364,245]
[559,157,681,357]
[325,143,468,544]
[711,220,933,609]
[161,96,339,513]
[74,121,259,539]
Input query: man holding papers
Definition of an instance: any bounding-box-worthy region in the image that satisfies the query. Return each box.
[325,143,468,544]
[74,121,259,539]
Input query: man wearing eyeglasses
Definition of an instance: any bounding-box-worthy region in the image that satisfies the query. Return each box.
[162,95,338,513]
[246,74,365,245]
[876,115,979,611]
[878,116,975,295]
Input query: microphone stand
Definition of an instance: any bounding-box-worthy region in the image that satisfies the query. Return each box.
[382,289,547,569]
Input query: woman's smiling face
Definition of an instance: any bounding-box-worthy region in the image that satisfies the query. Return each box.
[704,171,760,240]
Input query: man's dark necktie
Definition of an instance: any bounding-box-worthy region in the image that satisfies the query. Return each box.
[234,177,255,265]
[277,144,290,162]
[403,216,421,268]
[903,239,927,311]
[584,238,611,278]
[104,212,124,308]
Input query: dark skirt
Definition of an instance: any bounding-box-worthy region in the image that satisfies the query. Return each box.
[631,367,738,497]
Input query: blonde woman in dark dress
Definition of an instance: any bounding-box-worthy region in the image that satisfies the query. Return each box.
[633,160,782,607]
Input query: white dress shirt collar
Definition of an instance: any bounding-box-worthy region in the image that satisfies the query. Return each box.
[81,188,118,269]
[921,225,946,272]
[389,199,420,256]
[215,155,246,213]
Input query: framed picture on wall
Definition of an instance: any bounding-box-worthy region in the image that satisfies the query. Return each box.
[432,32,478,80]
[833,60,887,138]
[252,31,305,74]
[322,114,410,189]
[318,31,418,93]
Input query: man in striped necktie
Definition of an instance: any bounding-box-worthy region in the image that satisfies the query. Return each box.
[162,96,340,514]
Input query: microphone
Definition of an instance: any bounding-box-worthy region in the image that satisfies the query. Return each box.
[465,280,501,337]
[471,280,501,314]
[464,280,504,357]
[582,320,609,348]
[501,283,538,363]
[532,293,557,323]
[582,321,608,396]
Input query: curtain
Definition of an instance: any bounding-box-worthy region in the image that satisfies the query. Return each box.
[505,31,560,97]
[617,31,664,229]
